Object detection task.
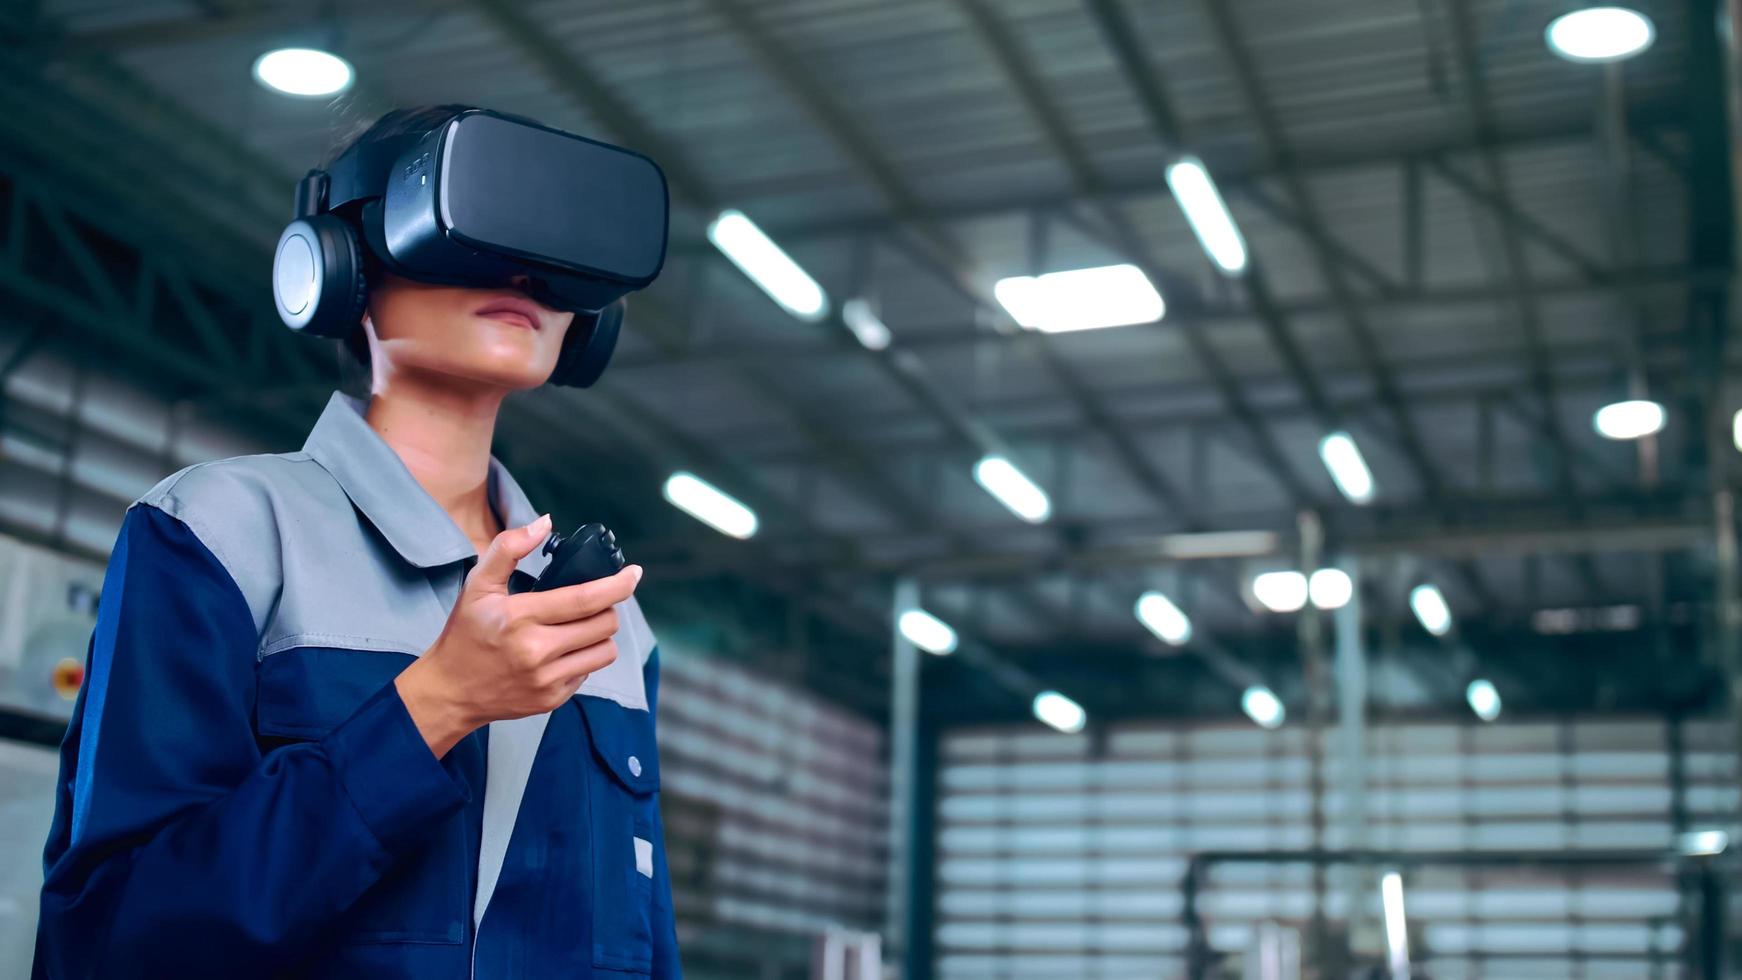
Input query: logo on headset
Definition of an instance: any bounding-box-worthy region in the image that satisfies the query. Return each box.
[401,151,431,182]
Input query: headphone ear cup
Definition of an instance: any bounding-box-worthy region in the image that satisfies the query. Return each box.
[272,214,367,339]
[549,299,624,388]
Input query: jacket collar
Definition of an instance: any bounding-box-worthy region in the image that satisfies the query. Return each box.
[303,392,550,580]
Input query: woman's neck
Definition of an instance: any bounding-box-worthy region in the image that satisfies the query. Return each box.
[363,375,506,554]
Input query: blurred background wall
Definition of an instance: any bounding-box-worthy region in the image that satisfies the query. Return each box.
[2,0,1741,977]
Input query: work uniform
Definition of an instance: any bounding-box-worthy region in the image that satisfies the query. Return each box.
[33,391,681,979]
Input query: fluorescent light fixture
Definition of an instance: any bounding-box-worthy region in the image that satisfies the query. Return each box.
[1733,408,1742,453]
[1252,571,1309,613]
[1166,156,1248,274]
[1546,6,1655,63]
[707,209,829,322]
[1679,829,1730,857]
[1308,568,1353,610]
[1135,591,1192,646]
[1156,530,1281,559]
[1381,871,1410,978]
[992,263,1164,333]
[1466,678,1502,722]
[1410,584,1453,637]
[1533,604,1644,634]
[1032,690,1087,733]
[840,298,891,350]
[1593,399,1666,440]
[252,48,354,97]
[1318,431,1375,504]
[662,471,758,539]
[898,608,958,655]
[973,455,1051,523]
[1241,685,1285,729]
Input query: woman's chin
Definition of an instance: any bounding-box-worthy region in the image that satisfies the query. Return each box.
[450,338,558,386]
[397,357,554,392]
[466,361,556,390]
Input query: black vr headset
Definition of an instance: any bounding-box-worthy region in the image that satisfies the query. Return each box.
[271,107,669,388]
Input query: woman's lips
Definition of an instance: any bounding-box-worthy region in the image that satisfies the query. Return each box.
[478,310,538,330]
[474,294,547,330]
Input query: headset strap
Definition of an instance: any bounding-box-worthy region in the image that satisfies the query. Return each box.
[322,130,429,212]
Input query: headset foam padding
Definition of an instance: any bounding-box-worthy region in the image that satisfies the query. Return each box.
[549,298,624,388]
[273,213,368,339]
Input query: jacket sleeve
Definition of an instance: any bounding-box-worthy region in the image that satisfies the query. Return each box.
[33,503,469,978]
[645,645,684,979]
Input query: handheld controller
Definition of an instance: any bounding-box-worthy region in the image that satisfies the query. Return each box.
[512,523,627,594]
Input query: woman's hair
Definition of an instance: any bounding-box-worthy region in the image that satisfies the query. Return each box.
[324,104,481,389]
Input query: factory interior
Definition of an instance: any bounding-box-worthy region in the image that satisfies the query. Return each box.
[0,0,1739,977]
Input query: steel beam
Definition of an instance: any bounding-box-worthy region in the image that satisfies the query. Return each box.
[1198,0,1457,528]
[1426,156,1611,286]
[885,577,922,977]
[755,111,1687,247]
[640,495,1712,584]
[1333,552,1372,952]
[1234,182,1403,297]
[1441,0,1601,605]
[1442,0,1579,490]
[614,268,1711,377]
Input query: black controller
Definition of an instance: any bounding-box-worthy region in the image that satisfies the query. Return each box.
[512,523,627,594]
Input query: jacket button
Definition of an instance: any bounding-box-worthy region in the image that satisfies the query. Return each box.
[627,755,642,777]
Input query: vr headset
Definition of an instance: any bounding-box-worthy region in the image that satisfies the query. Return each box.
[272,108,669,388]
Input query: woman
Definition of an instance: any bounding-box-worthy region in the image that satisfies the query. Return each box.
[33,107,681,978]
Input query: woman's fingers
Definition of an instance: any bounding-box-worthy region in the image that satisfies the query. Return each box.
[536,612,622,662]
[516,564,642,624]
[471,513,553,594]
[541,639,620,690]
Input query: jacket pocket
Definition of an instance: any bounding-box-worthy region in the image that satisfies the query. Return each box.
[576,692,662,975]
[256,647,471,946]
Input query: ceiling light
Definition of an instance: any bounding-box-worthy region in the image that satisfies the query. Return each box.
[1466,678,1501,722]
[1166,156,1248,274]
[1546,6,1655,63]
[252,48,354,97]
[898,608,958,655]
[1241,685,1285,728]
[1734,409,1742,453]
[992,263,1164,333]
[707,209,829,322]
[1319,431,1375,504]
[1410,584,1453,637]
[1593,399,1665,440]
[1381,871,1411,976]
[662,471,759,539]
[1252,571,1309,613]
[973,455,1051,523]
[1135,591,1192,646]
[841,298,891,350]
[1308,568,1353,610]
[1032,690,1087,733]
[1679,830,1730,857]
[1156,530,1281,559]
[1533,604,1643,634]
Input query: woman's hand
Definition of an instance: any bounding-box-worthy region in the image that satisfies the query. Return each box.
[396,513,643,758]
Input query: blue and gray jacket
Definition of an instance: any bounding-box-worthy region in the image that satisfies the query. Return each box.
[32,392,681,979]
